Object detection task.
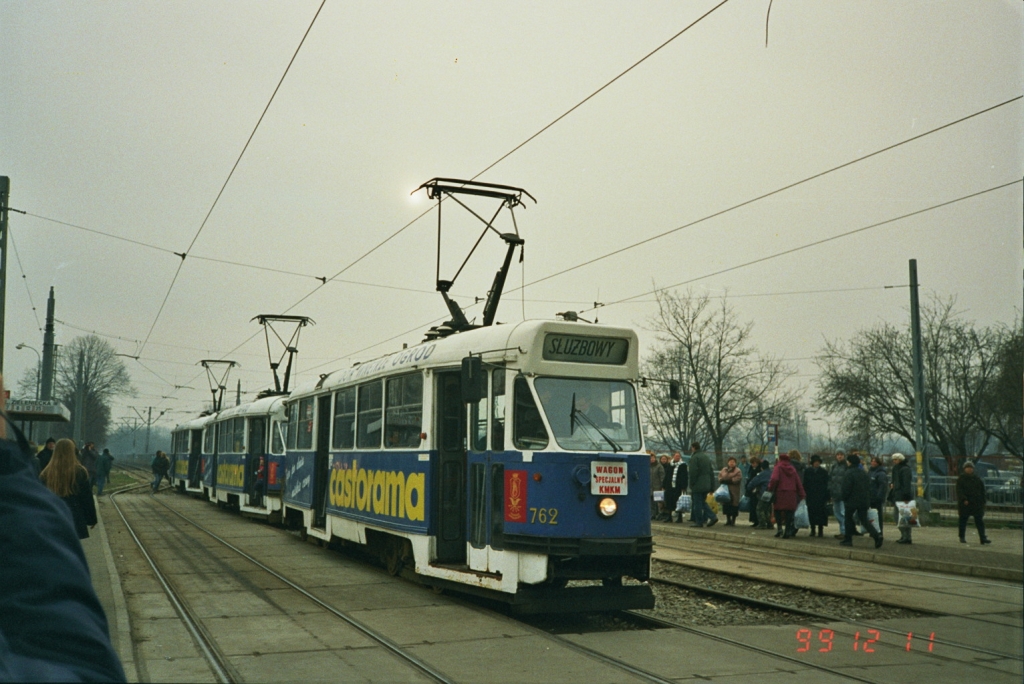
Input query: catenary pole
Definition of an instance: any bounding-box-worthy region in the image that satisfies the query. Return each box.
[41,287,56,400]
[0,177,9,374]
[909,259,930,500]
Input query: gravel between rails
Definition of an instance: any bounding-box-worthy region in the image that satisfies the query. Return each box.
[642,560,927,627]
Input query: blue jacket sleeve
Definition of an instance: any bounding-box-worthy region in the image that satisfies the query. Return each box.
[0,440,126,682]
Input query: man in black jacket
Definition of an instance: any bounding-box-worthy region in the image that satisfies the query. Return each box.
[889,453,914,544]
[840,454,882,548]
[666,452,688,522]
[37,437,56,471]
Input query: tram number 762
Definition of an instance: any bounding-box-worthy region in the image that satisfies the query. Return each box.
[529,507,559,524]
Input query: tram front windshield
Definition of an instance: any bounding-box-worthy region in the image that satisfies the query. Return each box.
[533,378,641,452]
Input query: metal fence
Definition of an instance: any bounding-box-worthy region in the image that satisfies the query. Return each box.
[924,475,1022,507]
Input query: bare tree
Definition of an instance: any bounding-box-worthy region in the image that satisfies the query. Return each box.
[50,335,135,445]
[640,346,707,454]
[647,290,798,466]
[976,321,1023,459]
[816,298,1004,461]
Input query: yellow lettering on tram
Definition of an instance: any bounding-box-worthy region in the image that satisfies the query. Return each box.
[216,463,245,488]
[329,460,425,522]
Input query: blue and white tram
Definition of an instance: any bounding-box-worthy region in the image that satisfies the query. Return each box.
[280,319,654,612]
[205,395,288,519]
[170,414,214,494]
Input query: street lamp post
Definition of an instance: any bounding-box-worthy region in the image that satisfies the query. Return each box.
[15,343,41,400]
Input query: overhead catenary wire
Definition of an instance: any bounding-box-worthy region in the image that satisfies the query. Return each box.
[7,225,43,331]
[507,95,1023,296]
[137,0,327,355]
[581,178,1023,313]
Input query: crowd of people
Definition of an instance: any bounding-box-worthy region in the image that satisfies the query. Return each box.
[650,444,995,547]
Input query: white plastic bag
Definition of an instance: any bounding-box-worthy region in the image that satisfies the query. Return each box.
[896,500,922,527]
[794,500,809,529]
[714,483,731,503]
[653,489,665,502]
[676,494,692,513]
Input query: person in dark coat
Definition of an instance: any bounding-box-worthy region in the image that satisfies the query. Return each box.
[95,448,115,496]
[80,442,99,491]
[718,457,743,526]
[889,453,914,544]
[688,442,717,527]
[768,451,805,538]
[803,454,830,537]
[0,409,126,681]
[868,456,889,533]
[744,457,762,526]
[748,460,774,529]
[151,451,171,493]
[839,454,882,547]
[666,452,688,522]
[828,451,849,538]
[956,462,990,544]
[36,437,56,471]
[649,453,665,520]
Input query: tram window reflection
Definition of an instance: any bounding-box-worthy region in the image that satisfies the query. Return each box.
[357,382,383,449]
[385,373,423,448]
[491,370,506,451]
[533,378,640,452]
[513,376,548,450]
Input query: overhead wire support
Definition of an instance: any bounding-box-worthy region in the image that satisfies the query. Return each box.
[252,314,314,394]
[137,0,326,356]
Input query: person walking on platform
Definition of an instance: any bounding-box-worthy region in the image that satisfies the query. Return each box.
[868,455,889,533]
[839,454,882,548]
[718,457,743,526]
[667,452,688,522]
[828,451,849,539]
[768,451,805,538]
[688,442,717,528]
[649,453,664,521]
[956,462,991,545]
[889,453,914,544]
[803,454,830,537]
[151,451,170,493]
[80,442,99,492]
[744,457,762,526]
[39,439,97,540]
[95,448,114,496]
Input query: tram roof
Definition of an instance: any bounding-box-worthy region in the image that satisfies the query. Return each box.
[288,319,639,401]
[213,394,287,421]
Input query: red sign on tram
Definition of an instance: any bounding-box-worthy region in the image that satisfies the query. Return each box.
[504,469,528,522]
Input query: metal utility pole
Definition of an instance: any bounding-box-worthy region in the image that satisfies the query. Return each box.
[144,406,153,454]
[909,259,930,500]
[72,349,85,443]
[41,287,56,400]
[131,406,166,456]
[0,177,10,374]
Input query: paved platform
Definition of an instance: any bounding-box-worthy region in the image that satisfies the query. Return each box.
[81,496,138,682]
[652,518,1024,582]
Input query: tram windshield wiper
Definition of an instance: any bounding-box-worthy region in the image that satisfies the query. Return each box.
[569,393,621,453]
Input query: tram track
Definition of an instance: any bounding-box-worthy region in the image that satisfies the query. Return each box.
[646,575,1023,664]
[652,531,1023,609]
[110,488,454,684]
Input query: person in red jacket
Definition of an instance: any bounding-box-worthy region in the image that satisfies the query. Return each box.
[768,451,806,538]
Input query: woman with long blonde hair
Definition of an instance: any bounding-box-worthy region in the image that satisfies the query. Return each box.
[39,438,97,539]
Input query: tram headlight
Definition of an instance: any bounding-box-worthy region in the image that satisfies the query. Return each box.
[598,497,617,518]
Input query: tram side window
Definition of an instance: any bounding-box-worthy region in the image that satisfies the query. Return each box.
[332,387,356,449]
[285,402,298,450]
[385,374,423,448]
[513,376,548,450]
[271,420,285,454]
[491,370,506,451]
[217,422,230,454]
[234,417,245,453]
[204,425,215,454]
[357,382,383,449]
[297,398,315,450]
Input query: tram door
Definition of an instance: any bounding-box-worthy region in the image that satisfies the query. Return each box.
[313,395,331,528]
[188,430,202,487]
[248,417,266,494]
[436,372,467,564]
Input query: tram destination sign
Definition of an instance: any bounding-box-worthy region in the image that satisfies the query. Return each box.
[5,399,71,423]
[543,334,628,365]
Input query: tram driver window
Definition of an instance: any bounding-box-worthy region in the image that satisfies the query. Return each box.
[491,369,505,451]
[385,373,423,448]
[357,382,383,449]
[513,376,548,450]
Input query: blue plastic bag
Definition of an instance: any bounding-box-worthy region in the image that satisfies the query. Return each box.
[738,495,751,513]
[794,500,809,529]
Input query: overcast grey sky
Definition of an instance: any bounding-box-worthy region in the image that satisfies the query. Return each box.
[3,1,1021,436]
